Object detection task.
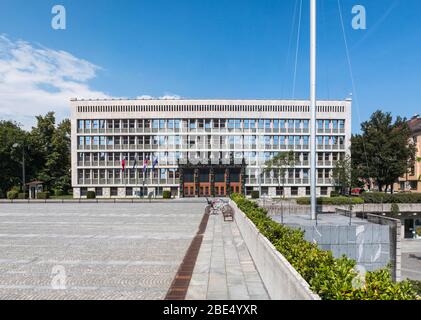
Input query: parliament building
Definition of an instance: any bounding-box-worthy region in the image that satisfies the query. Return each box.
[71,99,352,198]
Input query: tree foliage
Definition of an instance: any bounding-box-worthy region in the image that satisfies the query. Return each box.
[351,111,416,193]
[264,150,296,197]
[0,113,71,197]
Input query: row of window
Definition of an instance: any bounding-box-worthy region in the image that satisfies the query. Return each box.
[78,186,331,197]
[77,168,332,181]
[77,135,346,146]
[77,119,346,131]
[77,151,345,164]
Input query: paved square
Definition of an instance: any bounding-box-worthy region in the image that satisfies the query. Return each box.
[0,202,205,300]
[402,240,421,281]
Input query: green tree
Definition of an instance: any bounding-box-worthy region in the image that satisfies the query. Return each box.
[29,113,71,193]
[332,154,363,195]
[264,150,296,199]
[352,111,416,193]
[0,121,27,196]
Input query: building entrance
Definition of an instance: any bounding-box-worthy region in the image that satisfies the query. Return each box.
[178,158,246,198]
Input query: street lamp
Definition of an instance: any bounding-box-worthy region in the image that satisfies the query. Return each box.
[12,143,26,193]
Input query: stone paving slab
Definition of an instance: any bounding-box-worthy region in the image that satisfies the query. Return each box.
[402,240,421,281]
[0,203,205,300]
[186,214,269,300]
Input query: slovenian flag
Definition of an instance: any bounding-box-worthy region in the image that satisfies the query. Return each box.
[143,157,149,173]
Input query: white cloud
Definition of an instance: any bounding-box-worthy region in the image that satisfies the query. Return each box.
[136,94,182,100]
[0,35,181,129]
[0,35,111,128]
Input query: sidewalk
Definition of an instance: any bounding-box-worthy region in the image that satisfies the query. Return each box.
[186,213,269,300]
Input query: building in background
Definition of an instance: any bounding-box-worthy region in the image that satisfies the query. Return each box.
[71,99,352,198]
[397,115,421,193]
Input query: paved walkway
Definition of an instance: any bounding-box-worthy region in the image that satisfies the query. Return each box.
[402,240,421,281]
[186,213,269,300]
[0,202,205,300]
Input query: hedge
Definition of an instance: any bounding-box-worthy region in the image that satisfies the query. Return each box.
[36,192,50,200]
[361,192,421,204]
[163,191,171,199]
[86,191,96,199]
[7,191,19,200]
[18,193,29,199]
[251,191,260,199]
[296,196,364,206]
[230,193,417,300]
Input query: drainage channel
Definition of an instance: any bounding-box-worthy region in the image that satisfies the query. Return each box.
[165,211,210,300]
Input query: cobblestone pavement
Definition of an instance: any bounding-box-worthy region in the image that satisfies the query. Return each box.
[402,240,421,281]
[186,214,269,300]
[0,202,206,300]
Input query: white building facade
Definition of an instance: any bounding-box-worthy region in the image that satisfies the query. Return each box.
[71,99,352,198]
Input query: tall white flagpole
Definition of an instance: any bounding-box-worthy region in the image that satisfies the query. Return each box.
[310,0,317,220]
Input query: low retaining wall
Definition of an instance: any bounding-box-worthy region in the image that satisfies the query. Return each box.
[230,201,320,300]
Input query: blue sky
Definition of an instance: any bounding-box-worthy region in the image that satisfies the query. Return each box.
[0,0,420,132]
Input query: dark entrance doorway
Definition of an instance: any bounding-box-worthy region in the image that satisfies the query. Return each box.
[405,219,415,239]
[178,158,246,198]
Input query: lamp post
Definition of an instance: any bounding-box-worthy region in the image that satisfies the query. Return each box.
[12,143,26,193]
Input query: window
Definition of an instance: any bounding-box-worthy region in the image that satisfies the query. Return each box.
[339,120,345,129]
[78,120,84,130]
[95,188,103,197]
[81,188,88,196]
[306,187,310,196]
[126,187,133,197]
[317,120,323,129]
[291,187,298,196]
[92,120,99,129]
[111,187,118,196]
[85,120,91,129]
[303,120,309,129]
[321,187,328,196]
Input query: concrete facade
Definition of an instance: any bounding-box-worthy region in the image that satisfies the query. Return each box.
[70,98,352,198]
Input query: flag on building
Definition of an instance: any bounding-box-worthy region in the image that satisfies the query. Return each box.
[143,157,149,173]
[152,158,158,170]
[121,158,126,172]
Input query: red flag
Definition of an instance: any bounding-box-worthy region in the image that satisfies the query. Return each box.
[121,159,126,172]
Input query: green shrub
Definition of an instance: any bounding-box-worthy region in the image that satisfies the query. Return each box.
[391,203,400,216]
[7,190,19,200]
[251,191,260,199]
[163,191,171,199]
[296,197,364,206]
[408,280,421,296]
[86,191,96,199]
[54,189,65,197]
[18,193,29,199]
[230,193,417,300]
[36,192,50,200]
[361,192,421,204]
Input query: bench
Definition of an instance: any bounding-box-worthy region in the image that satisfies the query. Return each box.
[221,204,234,222]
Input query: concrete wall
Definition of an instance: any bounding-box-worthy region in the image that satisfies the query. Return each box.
[230,201,320,300]
[286,223,391,273]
